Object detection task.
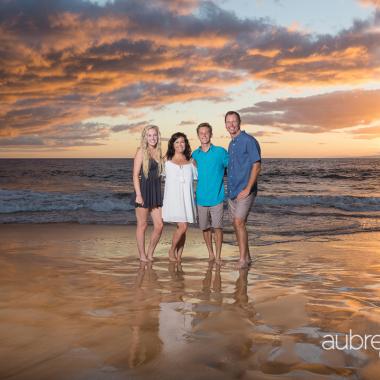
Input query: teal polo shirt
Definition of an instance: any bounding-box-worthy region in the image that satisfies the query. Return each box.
[192,144,229,206]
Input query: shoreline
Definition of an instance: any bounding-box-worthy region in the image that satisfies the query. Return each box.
[1,221,379,246]
[1,224,380,379]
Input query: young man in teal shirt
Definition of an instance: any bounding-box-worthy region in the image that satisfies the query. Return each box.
[192,122,229,262]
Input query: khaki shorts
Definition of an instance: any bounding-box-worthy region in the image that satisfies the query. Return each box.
[228,193,255,221]
[197,202,224,230]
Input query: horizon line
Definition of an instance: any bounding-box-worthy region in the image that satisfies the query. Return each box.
[0,156,379,160]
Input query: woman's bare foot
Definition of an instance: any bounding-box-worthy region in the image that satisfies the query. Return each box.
[236,259,249,269]
[147,254,154,261]
[208,255,215,262]
[139,255,149,263]
[168,249,177,262]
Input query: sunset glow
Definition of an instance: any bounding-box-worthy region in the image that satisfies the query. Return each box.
[0,0,379,158]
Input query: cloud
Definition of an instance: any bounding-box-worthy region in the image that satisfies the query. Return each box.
[239,89,380,134]
[178,120,196,126]
[0,136,44,146]
[0,122,110,147]
[359,0,380,8]
[350,124,380,139]
[111,121,149,133]
[251,131,281,137]
[0,0,380,148]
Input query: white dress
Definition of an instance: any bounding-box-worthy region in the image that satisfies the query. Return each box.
[162,160,197,223]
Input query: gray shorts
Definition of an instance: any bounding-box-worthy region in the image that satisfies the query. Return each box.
[228,193,255,221]
[197,202,224,230]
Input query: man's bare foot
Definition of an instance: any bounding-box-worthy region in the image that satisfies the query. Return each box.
[208,255,215,262]
[147,255,154,261]
[236,259,249,269]
[215,257,222,265]
[139,255,149,262]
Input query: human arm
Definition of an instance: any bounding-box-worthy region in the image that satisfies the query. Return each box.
[191,158,198,180]
[237,161,261,200]
[223,148,229,168]
[237,138,261,200]
[133,148,144,205]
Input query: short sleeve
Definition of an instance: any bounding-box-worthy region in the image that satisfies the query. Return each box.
[248,138,261,165]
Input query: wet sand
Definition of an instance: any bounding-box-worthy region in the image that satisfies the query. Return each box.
[1,224,380,380]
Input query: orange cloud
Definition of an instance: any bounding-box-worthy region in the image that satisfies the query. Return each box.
[350,125,380,139]
[359,0,380,7]
[239,89,380,136]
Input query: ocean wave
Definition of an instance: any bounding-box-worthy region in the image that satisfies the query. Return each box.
[256,195,380,212]
[0,189,135,213]
[1,189,380,215]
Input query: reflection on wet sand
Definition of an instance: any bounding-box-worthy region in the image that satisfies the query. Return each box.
[1,225,380,379]
[127,262,162,368]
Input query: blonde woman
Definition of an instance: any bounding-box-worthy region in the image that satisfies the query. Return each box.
[133,125,164,262]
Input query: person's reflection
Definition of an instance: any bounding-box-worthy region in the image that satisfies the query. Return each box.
[233,268,249,306]
[127,261,162,368]
[166,261,185,302]
[191,262,223,327]
[202,261,222,298]
[200,261,214,301]
[233,267,256,323]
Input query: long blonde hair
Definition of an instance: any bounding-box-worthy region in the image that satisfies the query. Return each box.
[140,125,163,178]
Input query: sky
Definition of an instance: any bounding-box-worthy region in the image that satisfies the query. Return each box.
[0,0,380,158]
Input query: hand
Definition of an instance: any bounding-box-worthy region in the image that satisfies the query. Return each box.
[135,194,144,206]
[237,188,250,200]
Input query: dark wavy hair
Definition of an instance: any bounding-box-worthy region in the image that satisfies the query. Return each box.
[166,132,192,161]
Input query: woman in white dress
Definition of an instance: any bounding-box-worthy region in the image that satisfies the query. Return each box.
[162,132,197,262]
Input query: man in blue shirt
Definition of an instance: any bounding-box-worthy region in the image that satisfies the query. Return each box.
[192,122,229,263]
[225,111,261,268]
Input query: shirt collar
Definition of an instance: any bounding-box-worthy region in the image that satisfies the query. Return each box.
[198,143,214,153]
[232,130,245,142]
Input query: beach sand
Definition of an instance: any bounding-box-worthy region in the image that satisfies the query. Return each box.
[1,224,380,380]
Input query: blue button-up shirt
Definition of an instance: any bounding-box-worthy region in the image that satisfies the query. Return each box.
[227,131,261,199]
[192,144,229,206]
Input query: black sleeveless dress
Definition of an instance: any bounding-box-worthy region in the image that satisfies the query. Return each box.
[134,159,162,209]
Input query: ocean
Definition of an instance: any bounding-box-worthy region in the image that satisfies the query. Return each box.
[1,158,379,245]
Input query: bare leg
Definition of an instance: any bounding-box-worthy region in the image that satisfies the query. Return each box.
[146,207,163,261]
[168,222,187,261]
[136,208,149,262]
[214,228,223,263]
[233,218,249,268]
[176,231,186,262]
[202,228,215,261]
[247,245,252,263]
